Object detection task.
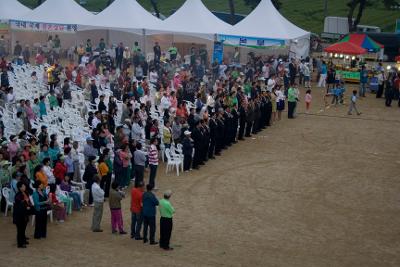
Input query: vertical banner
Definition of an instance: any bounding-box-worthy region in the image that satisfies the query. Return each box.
[212,41,224,64]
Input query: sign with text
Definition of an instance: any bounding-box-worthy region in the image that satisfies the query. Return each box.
[218,34,285,49]
[10,20,77,33]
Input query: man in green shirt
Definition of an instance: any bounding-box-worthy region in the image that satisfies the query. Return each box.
[168,43,178,61]
[287,84,297,119]
[98,38,106,51]
[159,190,175,250]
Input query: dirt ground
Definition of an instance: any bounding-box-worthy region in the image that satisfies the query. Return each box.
[1,84,400,267]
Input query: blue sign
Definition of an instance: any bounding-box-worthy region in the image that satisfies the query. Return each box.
[212,41,224,64]
[239,38,247,45]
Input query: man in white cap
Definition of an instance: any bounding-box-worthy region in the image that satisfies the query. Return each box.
[159,189,175,250]
[182,130,193,172]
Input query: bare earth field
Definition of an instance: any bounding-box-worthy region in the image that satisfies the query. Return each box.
[1,85,400,267]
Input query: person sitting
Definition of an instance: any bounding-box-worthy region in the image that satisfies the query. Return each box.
[59,175,82,211]
[48,184,66,223]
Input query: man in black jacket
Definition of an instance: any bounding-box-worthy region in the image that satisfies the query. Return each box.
[115,43,124,70]
[153,42,161,63]
[191,121,203,169]
[208,112,217,159]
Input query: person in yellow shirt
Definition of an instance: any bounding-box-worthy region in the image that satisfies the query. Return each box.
[34,165,48,188]
[98,155,111,198]
[163,121,172,149]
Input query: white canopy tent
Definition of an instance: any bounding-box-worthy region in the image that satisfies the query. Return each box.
[147,0,232,40]
[219,0,310,58]
[12,0,94,25]
[78,0,165,53]
[79,0,163,34]
[9,0,95,53]
[0,0,30,21]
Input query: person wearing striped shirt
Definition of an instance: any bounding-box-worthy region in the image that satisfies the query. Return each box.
[148,138,159,188]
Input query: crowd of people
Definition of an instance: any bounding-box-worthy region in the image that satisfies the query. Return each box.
[1,36,399,250]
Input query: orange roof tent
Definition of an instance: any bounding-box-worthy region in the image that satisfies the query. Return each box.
[324,41,367,55]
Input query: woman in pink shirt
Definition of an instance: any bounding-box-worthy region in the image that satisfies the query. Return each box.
[118,144,132,188]
[7,135,20,160]
[169,91,178,110]
[25,100,36,123]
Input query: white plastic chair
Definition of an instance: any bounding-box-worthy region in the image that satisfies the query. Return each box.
[2,187,14,216]
[165,148,183,176]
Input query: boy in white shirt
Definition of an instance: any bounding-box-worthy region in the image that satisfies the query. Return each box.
[348,90,361,115]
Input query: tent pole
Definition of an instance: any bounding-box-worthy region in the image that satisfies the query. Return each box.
[142,28,146,58]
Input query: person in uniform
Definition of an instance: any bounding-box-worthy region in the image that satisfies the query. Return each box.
[200,119,210,163]
[245,100,254,137]
[191,121,203,170]
[238,101,247,141]
[215,109,225,156]
[230,107,239,144]
[208,111,217,159]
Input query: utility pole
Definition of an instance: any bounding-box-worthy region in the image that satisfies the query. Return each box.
[324,0,328,18]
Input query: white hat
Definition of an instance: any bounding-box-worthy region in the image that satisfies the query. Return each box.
[184,130,191,135]
[164,190,173,198]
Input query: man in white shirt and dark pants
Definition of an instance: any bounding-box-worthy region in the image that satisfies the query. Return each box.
[91,175,105,232]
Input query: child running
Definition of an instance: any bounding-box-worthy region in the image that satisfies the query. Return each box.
[305,89,312,113]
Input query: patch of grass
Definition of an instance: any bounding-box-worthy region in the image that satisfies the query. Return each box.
[17,0,399,33]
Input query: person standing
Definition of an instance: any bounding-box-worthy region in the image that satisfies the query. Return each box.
[159,190,175,251]
[91,175,105,232]
[98,155,111,198]
[318,61,327,88]
[133,143,146,186]
[287,84,298,119]
[130,181,145,240]
[148,138,159,188]
[153,42,161,63]
[109,182,127,235]
[13,181,32,248]
[359,65,368,97]
[348,90,362,115]
[182,130,193,172]
[115,43,124,70]
[32,180,50,239]
[376,71,385,98]
[142,184,159,245]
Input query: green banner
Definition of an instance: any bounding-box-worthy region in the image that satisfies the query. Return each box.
[336,70,360,81]
[0,23,9,34]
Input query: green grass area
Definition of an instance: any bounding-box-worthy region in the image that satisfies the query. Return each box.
[18,0,399,33]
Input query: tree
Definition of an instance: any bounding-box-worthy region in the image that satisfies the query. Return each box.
[228,0,236,24]
[150,0,160,18]
[106,0,114,7]
[244,0,282,10]
[347,0,367,32]
[37,0,43,6]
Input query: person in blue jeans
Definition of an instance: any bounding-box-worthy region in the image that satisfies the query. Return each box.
[359,65,368,97]
[142,184,159,245]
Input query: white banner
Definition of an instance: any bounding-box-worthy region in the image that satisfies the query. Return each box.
[10,20,77,33]
[218,34,286,48]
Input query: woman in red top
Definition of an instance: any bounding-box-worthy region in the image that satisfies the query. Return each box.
[21,144,31,161]
[53,155,67,184]
[176,102,188,119]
